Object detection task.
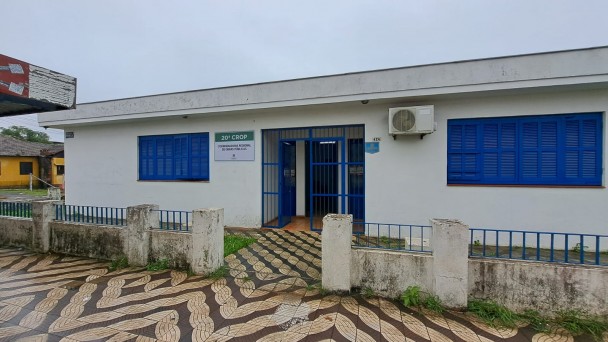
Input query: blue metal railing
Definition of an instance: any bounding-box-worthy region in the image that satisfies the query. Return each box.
[154,210,191,231]
[54,204,127,226]
[352,222,432,253]
[0,202,32,218]
[469,228,608,266]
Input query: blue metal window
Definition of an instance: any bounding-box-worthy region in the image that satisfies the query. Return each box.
[138,133,209,181]
[448,113,603,186]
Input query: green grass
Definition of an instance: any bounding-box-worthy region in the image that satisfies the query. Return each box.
[355,235,408,249]
[0,210,32,218]
[306,282,329,295]
[554,310,608,340]
[108,256,129,272]
[208,265,228,279]
[361,287,375,298]
[0,189,49,197]
[467,299,519,328]
[400,286,444,313]
[224,235,257,257]
[146,259,169,271]
[520,309,550,332]
[468,300,608,340]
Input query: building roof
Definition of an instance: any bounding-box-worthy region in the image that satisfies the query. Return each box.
[0,54,76,117]
[0,135,63,157]
[39,46,608,127]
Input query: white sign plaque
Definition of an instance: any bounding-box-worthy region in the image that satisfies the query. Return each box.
[214,131,255,161]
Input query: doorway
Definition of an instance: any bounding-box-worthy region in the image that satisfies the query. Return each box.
[262,125,364,231]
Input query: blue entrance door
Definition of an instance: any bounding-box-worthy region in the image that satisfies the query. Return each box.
[279,141,296,227]
[310,139,345,231]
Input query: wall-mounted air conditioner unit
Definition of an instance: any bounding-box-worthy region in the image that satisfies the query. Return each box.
[388,105,435,137]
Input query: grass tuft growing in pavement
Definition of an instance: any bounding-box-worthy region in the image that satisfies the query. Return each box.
[224,235,257,256]
[146,259,169,271]
[401,286,444,313]
[554,310,608,340]
[467,299,519,328]
[209,265,229,279]
[468,300,608,340]
[108,256,129,272]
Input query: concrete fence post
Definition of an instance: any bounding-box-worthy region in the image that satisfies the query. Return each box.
[430,218,469,309]
[322,214,352,292]
[31,200,61,252]
[191,208,224,275]
[125,204,158,266]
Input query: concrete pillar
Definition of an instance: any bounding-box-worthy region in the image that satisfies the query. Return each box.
[191,208,224,275]
[321,214,352,292]
[125,204,158,266]
[430,218,469,309]
[47,188,62,200]
[31,200,61,252]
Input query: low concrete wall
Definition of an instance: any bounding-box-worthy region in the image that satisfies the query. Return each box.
[0,217,33,248]
[149,230,192,270]
[0,205,225,276]
[49,222,124,260]
[351,248,433,298]
[469,258,608,316]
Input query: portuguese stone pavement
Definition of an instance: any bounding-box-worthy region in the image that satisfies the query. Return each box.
[0,229,600,341]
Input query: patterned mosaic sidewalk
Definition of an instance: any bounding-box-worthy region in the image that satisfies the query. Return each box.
[0,229,601,341]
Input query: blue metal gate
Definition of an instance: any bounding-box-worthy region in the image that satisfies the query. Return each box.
[262,125,364,231]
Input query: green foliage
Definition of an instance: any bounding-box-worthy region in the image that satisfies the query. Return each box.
[401,286,421,307]
[317,285,329,296]
[468,301,608,339]
[473,239,481,246]
[0,189,49,197]
[108,256,129,271]
[361,287,375,298]
[208,265,228,279]
[1,126,50,143]
[520,310,549,332]
[146,259,169,271]
[400,286,444,313]
[423,295,445,313]
[467,299,519,328]
[554,310,608,340]
[305,282,329,295]
[224,235,257,257]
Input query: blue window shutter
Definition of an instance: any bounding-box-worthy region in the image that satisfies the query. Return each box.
[448,112,602,186]
[173,135,189,179]
[139,132,211,181]
[564,114,602,185]
[481,121,517,183]
[447,123,479,182]
[139,137,156,180]
[156,137,174,179]
[189,133,209,180]
[519,119,559,184]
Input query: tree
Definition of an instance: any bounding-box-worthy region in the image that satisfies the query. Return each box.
[0,126,50,143]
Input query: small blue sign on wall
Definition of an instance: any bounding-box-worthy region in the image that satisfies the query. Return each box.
[365,142,379,154]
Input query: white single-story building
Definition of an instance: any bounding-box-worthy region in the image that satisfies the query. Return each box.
[38,46,607,236]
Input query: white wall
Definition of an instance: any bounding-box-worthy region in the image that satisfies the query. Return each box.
[64,88,608,233]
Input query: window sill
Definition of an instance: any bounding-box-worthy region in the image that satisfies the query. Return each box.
[447,184,604,189]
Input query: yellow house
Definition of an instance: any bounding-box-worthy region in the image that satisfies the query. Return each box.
[51,157,65,187]
[0,136,64,189]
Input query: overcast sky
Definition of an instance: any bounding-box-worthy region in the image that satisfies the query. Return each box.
[2,0,608,142]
